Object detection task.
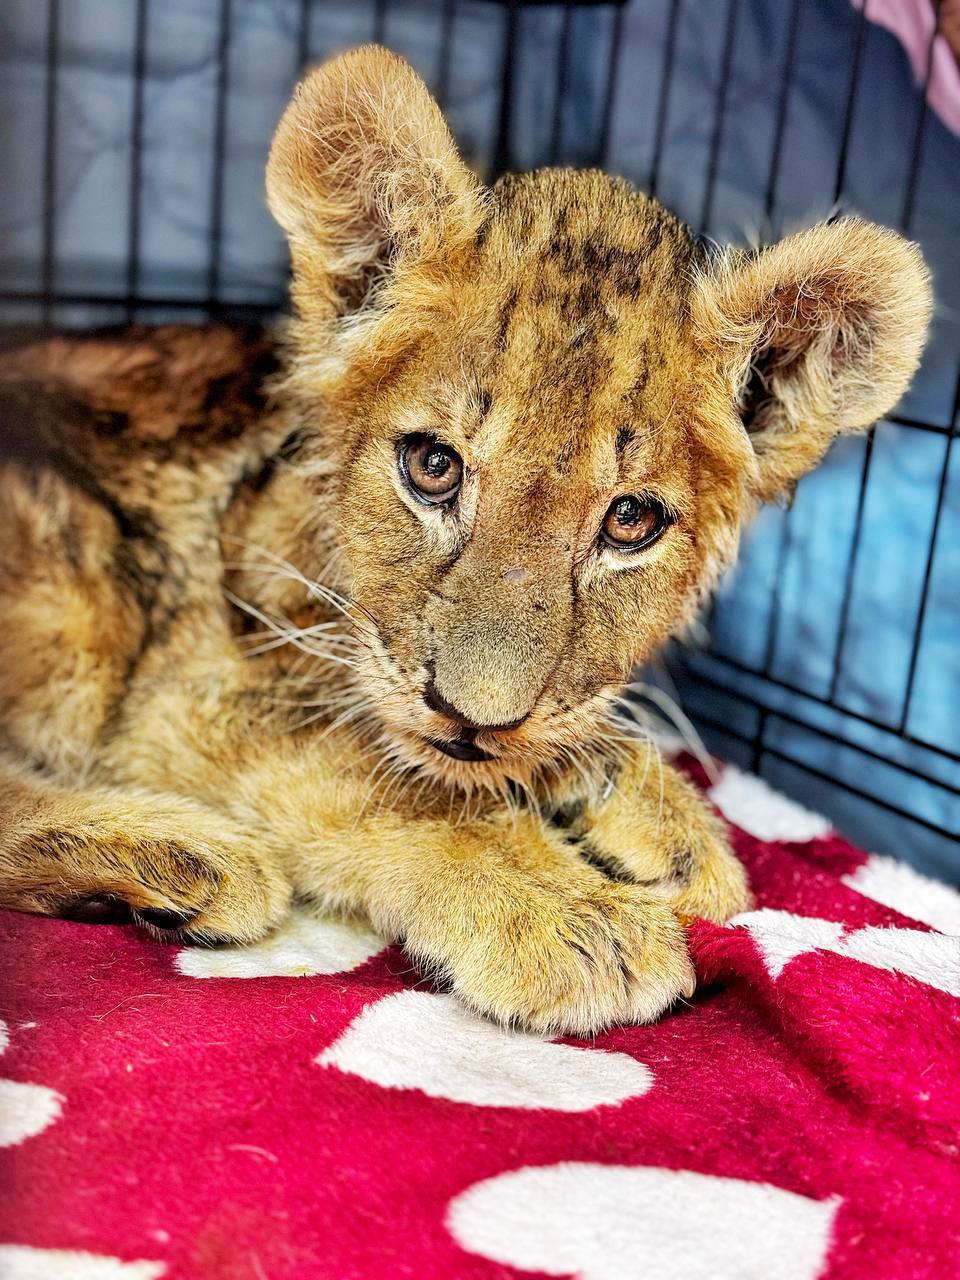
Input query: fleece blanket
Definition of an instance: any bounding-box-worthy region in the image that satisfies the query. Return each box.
[0,758,958,1280]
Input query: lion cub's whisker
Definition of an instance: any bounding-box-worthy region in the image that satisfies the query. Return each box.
[223,589,362,669]
[224,539,379,634]
[618,683,718,783]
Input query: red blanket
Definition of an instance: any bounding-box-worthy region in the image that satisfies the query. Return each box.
[1,760,958,1280]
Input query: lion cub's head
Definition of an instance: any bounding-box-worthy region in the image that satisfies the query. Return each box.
[265,46,931,785]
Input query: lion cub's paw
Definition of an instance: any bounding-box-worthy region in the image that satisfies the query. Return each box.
[413,875,696,1037]
[152,831,293,946]
[17,812,291,945]
[551,786,751,926]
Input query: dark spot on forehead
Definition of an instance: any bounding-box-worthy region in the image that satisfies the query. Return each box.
[616,426,633,455]
[549,798,584,830]
[531,279,551,307]
[629,343,652,398]
[645,219,665,257]
[559,346,613,402]
[580,281,605,321]
[543,229,680,306]
[474,211,493,250]
[495,287,519,352]
[516,205,536,242]
[554,436,577,476]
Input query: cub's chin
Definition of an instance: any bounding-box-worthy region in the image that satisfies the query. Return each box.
[364,699,613,797]
[388,727,537,788]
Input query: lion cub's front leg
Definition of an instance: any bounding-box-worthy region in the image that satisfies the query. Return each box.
[548,745,751,925]
[385,816,697,1034]
[266,784,695,1035]
[0,758,291,942]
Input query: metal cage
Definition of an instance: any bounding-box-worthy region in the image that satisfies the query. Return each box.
[1,0,957,875]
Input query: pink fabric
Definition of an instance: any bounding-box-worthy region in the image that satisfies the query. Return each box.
[1,759,958,1279]
[853,0,960,134]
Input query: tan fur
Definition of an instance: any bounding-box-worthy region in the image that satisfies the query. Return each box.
[0,48,932,1034]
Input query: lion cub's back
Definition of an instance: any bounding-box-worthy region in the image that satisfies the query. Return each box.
[0,323,282,780]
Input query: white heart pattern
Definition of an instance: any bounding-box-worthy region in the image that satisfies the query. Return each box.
[0,1078,63,1149]
[0,1019,63,1149]
[709,766,832,842]
[174,906,383,979]
[318,991,653,1110]
[842,855,960,935]
[448,1162,840,1280]
[733,909,960,995]
[0,1246,164,1279]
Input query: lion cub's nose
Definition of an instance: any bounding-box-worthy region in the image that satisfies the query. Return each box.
[422,678,528,734]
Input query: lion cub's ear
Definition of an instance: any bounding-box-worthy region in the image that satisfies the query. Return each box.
[267,44,483,321]
[693,219,932,503]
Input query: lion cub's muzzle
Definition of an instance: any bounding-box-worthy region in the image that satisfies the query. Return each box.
[415,547,574,765]
[422,668,528,762]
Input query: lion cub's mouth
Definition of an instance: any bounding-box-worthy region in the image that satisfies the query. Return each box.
[428,737,496,763]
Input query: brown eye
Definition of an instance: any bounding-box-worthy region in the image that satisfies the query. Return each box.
[400,435,463,505]
[601,494,672,552]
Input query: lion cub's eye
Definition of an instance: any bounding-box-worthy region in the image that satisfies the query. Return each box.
[399,435,463,505]
[601,495,672,552]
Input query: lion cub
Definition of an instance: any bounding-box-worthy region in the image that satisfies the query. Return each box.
[0,48,930,1034]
